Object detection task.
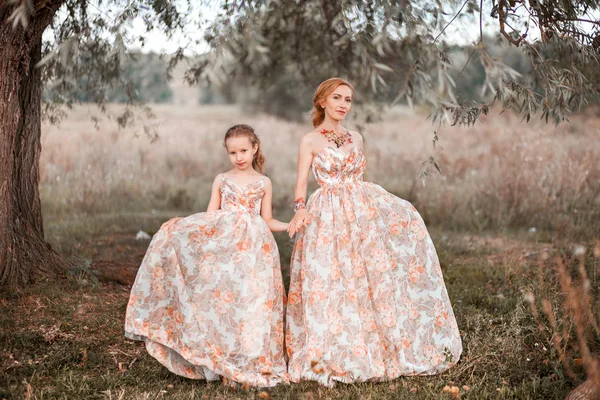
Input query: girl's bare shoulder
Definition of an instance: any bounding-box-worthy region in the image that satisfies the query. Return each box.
[213,172,225,182]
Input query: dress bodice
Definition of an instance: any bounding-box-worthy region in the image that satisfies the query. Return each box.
[312,146,366,188]
[219,175,264,215]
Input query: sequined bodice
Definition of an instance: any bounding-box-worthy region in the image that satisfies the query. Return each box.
[312,146,366,188]
[219,176,264,215]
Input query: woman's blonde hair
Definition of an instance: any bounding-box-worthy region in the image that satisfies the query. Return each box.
[223,124,265,174]
[311,77,355,127]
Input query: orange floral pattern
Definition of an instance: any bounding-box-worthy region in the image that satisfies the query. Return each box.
[125,176,287,387]
[286,146,462,386]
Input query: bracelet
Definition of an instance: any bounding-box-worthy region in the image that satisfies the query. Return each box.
[294,198,306,212]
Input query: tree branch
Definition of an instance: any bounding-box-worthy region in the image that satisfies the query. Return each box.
[562,18,600,26]
[433,0,470,44]
[498,0,524,46]
[479,0,483,44]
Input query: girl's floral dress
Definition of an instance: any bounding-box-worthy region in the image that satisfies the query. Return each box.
[125,175,288,387]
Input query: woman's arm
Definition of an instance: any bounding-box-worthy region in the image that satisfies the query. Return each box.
[260,178,289,232]
[206,174,223,212]
[288,134,314,237]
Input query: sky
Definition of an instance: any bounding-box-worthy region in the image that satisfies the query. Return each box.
[131,5,496,54]
[123,1,503,54]
[46,1,597,55]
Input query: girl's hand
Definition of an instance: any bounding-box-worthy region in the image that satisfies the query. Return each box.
[288,209,309,237]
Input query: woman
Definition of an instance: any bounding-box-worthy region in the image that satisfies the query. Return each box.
[286,77,462,386]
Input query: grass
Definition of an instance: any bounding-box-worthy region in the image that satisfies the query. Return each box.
[1,215,594,399]
[1,104,598,398]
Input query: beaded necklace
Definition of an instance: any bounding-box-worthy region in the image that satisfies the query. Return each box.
[320,128,352,148]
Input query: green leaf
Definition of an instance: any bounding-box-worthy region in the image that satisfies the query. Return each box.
[373,63,394,73]
[36,48,59,69]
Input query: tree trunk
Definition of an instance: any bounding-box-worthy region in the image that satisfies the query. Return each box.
[0,3,66,286]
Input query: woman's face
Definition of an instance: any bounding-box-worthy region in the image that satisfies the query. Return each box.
[320,85,353,122]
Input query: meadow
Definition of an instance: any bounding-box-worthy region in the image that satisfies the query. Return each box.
[38,104,600,241]
[1,104,599,399]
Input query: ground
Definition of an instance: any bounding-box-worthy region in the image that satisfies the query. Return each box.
[1,212,592,399]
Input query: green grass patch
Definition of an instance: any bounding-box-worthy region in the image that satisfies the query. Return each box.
[0,215,586,399]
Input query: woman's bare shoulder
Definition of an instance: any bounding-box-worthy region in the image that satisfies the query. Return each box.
[348,130,364,145]
[299,130,321,146]
[302,129,322,140]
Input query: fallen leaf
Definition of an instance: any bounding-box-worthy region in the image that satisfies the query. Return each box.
[79,348,88,368]
[449,386,460,399]
[23,379,33,400]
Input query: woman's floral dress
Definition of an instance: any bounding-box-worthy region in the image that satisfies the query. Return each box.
[286,146,462,386]
[125,175,288,387]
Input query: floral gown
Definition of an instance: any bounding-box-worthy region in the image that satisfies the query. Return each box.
[286,146,462,386]
[125,175,288,387]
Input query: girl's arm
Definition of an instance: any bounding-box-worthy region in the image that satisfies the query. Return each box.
[288,134,314,237]
[206,174,223,212]
[260,178,289,232]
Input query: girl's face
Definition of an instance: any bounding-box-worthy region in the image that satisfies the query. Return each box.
[320,85,353,122]
[225,136,257,171]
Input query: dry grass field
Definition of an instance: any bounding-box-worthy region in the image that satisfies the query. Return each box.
[39,103,600,240]
[1,103,599,399]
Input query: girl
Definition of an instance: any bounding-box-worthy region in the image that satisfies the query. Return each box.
[285,78,462,386]
[125,124,289,387]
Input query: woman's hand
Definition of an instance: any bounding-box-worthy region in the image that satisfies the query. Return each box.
[288,209,309,237]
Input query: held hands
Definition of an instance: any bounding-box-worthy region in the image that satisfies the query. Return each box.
[288,209,309,237]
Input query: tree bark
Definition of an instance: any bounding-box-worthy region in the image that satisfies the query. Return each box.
[0,2,66,286]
